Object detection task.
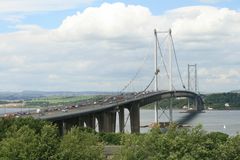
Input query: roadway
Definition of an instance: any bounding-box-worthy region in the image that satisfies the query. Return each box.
[0,90,204,121]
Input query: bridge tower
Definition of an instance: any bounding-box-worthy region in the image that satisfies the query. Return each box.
[168,29,173,123]
[154,29,174,124]
[188,64,198,92]
[154,29,159,123]
[187,64,198,109]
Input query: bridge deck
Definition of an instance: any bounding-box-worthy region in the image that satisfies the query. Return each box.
[1,90,204,122]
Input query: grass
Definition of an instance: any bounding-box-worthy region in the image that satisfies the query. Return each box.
[24,95,105,107]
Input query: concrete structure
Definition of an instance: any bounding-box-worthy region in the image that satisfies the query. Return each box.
[36,90,204,135]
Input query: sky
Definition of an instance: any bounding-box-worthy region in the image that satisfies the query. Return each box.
[0,0,239,93]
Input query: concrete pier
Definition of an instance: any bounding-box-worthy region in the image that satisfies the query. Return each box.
[128,104,140,133]
[119,107,125,133]
[97,111,116,132]
[83,114,96,129]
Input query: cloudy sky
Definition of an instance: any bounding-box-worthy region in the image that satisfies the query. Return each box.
[0,0,239,93]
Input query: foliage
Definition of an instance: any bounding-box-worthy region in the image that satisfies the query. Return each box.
[0,117,50,141]
[0,101,11,104]
[204,92,240,109]
[53,127,104,160]
[2,118,240,159]
[115,125,239,160]
[36,124,60,159]
[77,126,97,134]
[217,135,240,160]
[25,95,105,107]
[0,125,40,160]
[98,132,124,145]
[0,124,59,160]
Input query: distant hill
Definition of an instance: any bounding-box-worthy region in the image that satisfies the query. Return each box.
[230,90,240,93]
[0,91,118,101]
[204,92,240,109]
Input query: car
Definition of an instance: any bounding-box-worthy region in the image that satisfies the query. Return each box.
[61,109,68,112]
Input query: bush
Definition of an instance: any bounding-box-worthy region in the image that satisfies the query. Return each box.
[115,125,240,160]
[0,124,59,160]
[0,117,51,140]
[53,127,104,160]
[98,132,123,145]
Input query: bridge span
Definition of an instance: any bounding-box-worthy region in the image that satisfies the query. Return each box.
[32,90,204,134]
[0,29,203,134]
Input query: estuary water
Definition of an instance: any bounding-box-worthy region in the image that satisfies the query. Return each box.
[138,109,240,136]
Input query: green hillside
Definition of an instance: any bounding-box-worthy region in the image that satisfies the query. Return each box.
[204,92,240,109]
[25,95,105,107]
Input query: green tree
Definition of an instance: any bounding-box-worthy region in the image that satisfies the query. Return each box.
[115,125,235,160]
[53,127,104,160]
[36,124,60,160]
[98,132,123,145]
[0,119,59,160]
[0,117,50,141]
[218,135,240,160]
[0,125,39,160]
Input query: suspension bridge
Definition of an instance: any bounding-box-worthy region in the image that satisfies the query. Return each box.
[1,29,204,134]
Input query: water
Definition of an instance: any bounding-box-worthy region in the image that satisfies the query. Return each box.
[138,109,240,136]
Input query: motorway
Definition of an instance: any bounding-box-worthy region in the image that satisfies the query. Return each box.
[35,91,155,121]
[0,90,204,121]
[0,91,150,120]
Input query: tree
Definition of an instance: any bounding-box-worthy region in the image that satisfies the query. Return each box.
[36,124,60,160]
[0,125,39,160]
[0,119,60,160]
[218,135,240,160]
[115,125,237,160]
[0,117,50,141]
[53,127,104,160]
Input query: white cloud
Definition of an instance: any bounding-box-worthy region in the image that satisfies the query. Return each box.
[199,68,240,91]
[0,3,239,92]
[52,2,153,42]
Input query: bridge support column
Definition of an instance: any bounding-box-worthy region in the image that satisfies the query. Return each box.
[65,117,80,131]
[84,114,96,129]
[54,120,67,136]
[55,117,81,136]
[119,107,125,133]
[195,97,202,111]
[194,97,197,110]
[96,114,104,132]
[62,121,66,135]
[129,104,140,133]
[108,112,116,132]
[97,111,116,132]
[79,117,85,128]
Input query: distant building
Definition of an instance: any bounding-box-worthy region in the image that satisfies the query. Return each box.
[225,103,230,107]
[182,105,188,109]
